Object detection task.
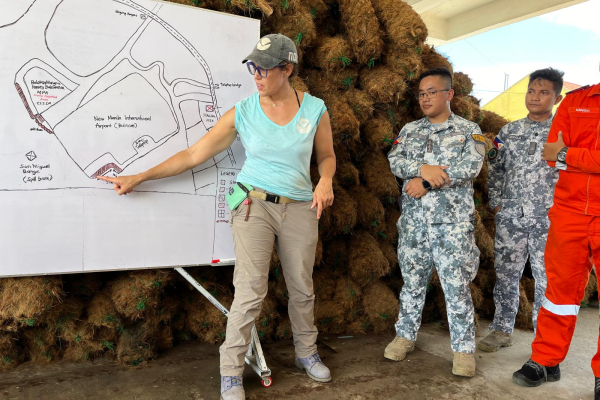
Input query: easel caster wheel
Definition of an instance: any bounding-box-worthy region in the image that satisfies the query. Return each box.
[261,377,273,387]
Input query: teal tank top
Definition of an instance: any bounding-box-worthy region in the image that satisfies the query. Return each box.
[234,92,327,201]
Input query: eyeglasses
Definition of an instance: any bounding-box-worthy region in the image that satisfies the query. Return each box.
[416,89,451,100]
[246,61,286,78]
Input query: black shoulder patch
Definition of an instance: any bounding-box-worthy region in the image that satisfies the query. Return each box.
[488,148,498,160]
[566,85,590,95]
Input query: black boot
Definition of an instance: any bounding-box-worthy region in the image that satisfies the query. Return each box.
[512,359,560,387]
[594,376,600,400]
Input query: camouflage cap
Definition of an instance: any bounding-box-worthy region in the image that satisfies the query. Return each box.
[242,33,298,69]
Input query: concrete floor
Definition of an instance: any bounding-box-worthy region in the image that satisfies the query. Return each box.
[0,306,598,400]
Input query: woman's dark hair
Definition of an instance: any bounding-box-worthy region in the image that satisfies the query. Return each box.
[278,61,298,79]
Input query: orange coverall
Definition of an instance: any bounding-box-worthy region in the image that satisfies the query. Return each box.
[531,83,600,375]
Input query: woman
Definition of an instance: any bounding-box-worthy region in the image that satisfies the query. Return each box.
[99,33,336,400]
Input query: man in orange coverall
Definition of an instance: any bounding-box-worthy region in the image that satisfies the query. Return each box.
[512,82,600,399]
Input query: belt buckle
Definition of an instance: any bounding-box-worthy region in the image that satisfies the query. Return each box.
[266,193,279,203]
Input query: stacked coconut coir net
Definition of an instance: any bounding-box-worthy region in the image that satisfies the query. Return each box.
[1,0,597,370]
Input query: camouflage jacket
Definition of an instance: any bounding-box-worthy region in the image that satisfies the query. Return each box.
[487,116,558,217]
[388,113,485,224]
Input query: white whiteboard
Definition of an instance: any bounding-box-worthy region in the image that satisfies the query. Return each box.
[0,0,258,277]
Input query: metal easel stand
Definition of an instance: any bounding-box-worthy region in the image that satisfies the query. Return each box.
[175,267,273,387]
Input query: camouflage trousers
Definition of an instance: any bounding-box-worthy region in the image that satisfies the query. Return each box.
[490,213,549,334]
[395,210,480,353]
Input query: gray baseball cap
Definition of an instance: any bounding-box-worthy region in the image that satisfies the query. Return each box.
[242,34,298,69]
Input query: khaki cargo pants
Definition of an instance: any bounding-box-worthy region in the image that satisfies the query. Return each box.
[219,188,319,377]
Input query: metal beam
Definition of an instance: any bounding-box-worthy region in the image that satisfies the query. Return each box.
[409,0,590,45]
[446,0,589,42]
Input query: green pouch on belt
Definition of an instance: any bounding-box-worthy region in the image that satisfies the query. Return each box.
[226,182,254,210]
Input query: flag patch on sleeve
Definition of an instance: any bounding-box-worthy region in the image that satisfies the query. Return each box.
[493,136,505,150]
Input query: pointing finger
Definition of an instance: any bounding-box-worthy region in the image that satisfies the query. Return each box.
[97,176,116,183]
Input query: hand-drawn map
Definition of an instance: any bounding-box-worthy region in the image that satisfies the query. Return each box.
[0,0,258,277]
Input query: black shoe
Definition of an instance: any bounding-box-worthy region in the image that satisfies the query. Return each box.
[512,359,560,387]
[595,376,600,400]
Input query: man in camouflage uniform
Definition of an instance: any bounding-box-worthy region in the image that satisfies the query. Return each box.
[385,67,484,377]
[478,68,564,352]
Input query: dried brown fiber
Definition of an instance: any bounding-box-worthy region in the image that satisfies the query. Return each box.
[116,321,156,366]
[470,283,485,312]
[514,284,533,330]
[268,269,288,305]
[322,96,360,146]
[450,96,474,121]
[303,69,338,99]
[345,319,368,335]
[275,319,293,339]
[313,269,338,302]
[360,65,406,104]
[61,321,105,362]
[360,150,401,201]
[321,237,349,270]
[301,0,328,24]
[255,293,279,341]
[314,300,345,334]
[0,277,64,323]
[155,324,174,352]
[348,230,390,287]
[361,281,399,334]
[336,160,360,189]
[384,47,425,82]
[362,112,395,150]
[466,95,481,107]
[383,206,401,245]
[331,67,360,91]
[308,35,355,73]
[421,44,453,72]
[453,72,474,97]
[582,273,597,307]
[479,110,509,135]
[315,236,324,266]
[62,273,103,298]
[332,277,363,310]
[351,185,385,234]
[333,141,352,163]
[110,270,172,320]
[475,212,494,262]
[182,285,232,344]
[371,0,428,50]
[86,291,121,328]
[324,186,357,236]
[265,3,316,54]
[337,0,384,65]
[378,238,399,270]
[23,327,59,363]
[0,332,22,370]
[471,104,484,125]
[345,88,374,125]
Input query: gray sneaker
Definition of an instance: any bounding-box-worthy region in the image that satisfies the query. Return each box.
[295,353,332,383]
[220,376,245,400]
[478,330,513,352]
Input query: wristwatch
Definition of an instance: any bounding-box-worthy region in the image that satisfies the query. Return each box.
[422,179,432,190]
[557,147,568,163]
